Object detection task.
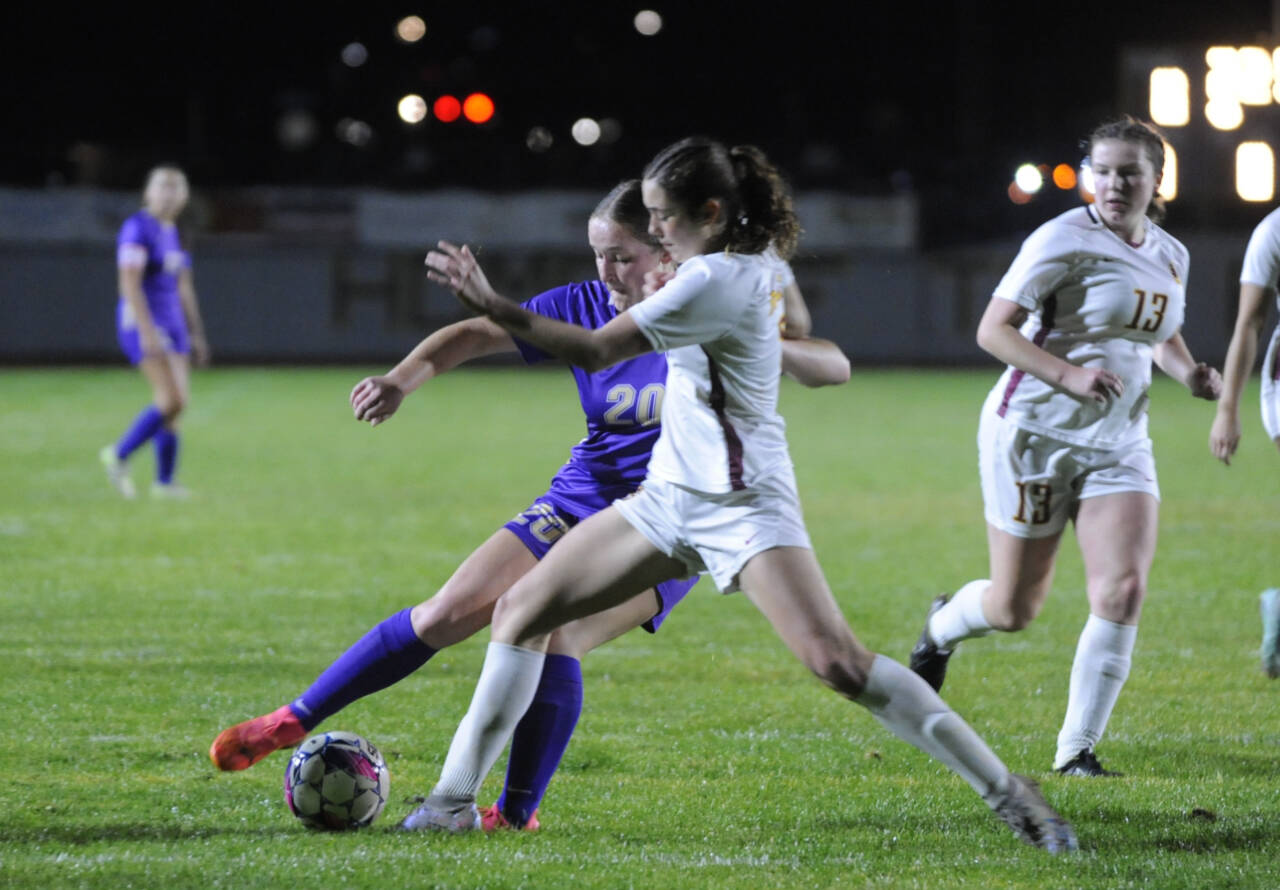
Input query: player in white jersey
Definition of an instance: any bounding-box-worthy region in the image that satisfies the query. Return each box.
[911,117,1222,776]
[1208,204,1280,676]
[400,137,1077,852]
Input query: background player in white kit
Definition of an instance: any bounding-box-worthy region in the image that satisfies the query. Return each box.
[910,117,1222,776]
[1208,204,1280,676]
[403,137,1077,852]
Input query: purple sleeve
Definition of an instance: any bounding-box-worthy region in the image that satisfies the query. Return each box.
[117,214,147,247]
[512,284,576,364]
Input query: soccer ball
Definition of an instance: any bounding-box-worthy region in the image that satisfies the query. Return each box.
[283,731,390,830]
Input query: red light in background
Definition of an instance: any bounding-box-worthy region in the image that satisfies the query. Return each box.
[433,95,461,123]
[1052,164,1077,190]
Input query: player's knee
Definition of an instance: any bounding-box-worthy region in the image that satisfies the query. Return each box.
[985,597,1039,632]
[1090,574,1145,622]
[807,646,869,700]
[156,392,185,420]
[491,589,542,644]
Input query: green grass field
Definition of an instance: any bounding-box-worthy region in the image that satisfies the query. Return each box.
[1,366,1276,890]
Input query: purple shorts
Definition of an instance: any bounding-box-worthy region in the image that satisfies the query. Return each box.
[117,320,189,364]
[504,497,699,633]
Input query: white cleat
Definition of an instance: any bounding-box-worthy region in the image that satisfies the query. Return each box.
[993,774,1078,853]
[99,445,136,499]
[398,797,481,833]
[150,482,193,500]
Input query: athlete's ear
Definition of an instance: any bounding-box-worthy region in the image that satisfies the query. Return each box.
[699,198,722,225]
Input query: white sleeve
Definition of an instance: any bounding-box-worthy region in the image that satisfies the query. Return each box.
[627,258,737,350]
[117,243,148,268]
[992,221,1074,312]
[1240,209,1280,289]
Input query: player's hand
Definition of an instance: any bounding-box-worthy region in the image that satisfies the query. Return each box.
[1209,410,1241,465]
[1060,365,1124,404]
[424,242,501,315]
[1187,362,1222,401]
[643,267,675,297]
[350,376,405,427]
[190,334,211,367]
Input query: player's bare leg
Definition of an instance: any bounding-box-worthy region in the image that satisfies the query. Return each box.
[403,508,682,831]
[1054,492,1155,775]
[911,528,1061,690]
[211,530,537,771]
[738,545,1074,852]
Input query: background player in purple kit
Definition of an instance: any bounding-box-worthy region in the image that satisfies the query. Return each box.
[210,180,849,831]
[100,165,210,499]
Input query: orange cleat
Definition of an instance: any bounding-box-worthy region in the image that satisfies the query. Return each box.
[479,803,540,832]
[210,705,307,771]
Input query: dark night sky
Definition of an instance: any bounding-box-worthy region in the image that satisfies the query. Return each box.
[3,1,1276,207]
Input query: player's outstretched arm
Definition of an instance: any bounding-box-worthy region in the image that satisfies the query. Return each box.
[426,241,651,372]
[977,295,1124,404]
[1210,282,1269,464]
[781,337,850,387]
[1153,332,1222,401]
[351,317,516,427]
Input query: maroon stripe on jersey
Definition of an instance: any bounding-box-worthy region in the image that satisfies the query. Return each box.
[701,348,747,491]
[996,294,1058,417]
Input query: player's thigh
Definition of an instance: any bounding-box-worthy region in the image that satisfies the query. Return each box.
[492,506,683,646]
[1075,491,1158,622]
[548,588,663,658]
[413,528,539,649]
[738,545,874,686]
[984,523,1063,629]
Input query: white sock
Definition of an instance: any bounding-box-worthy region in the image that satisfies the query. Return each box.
[430,641,546,805]
[1054,614,1136,769]
[858,655,1010,807]
[927,579,994,650]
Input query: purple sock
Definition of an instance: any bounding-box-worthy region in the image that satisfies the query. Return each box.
[497,654,583,826]
[116,405,164,460]
[154,429,179,484]
[289,608,436,730]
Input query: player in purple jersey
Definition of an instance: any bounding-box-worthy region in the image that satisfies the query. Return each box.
[99,166,209,499]
[407,138,1076,852]
[210,180,850,832]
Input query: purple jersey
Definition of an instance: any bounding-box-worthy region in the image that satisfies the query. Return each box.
[513,280,668,517]
[116,209,189,331]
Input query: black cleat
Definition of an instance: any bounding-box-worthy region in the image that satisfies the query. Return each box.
[909,594,953,692]
[1056,748,1123,778]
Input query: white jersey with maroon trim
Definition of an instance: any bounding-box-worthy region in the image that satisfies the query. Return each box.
[1241,205,1280,307]
[984,205,1189,449]
[627,251,792,494]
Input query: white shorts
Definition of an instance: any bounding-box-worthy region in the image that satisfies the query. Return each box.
[1262,325,1280,442]
[613,468,812,593]
[978,410,1160,539]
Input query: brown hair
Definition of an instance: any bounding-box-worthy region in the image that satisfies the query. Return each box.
[642,137,800,259]
[1087,116,1168,224]
[591,180,661,251]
